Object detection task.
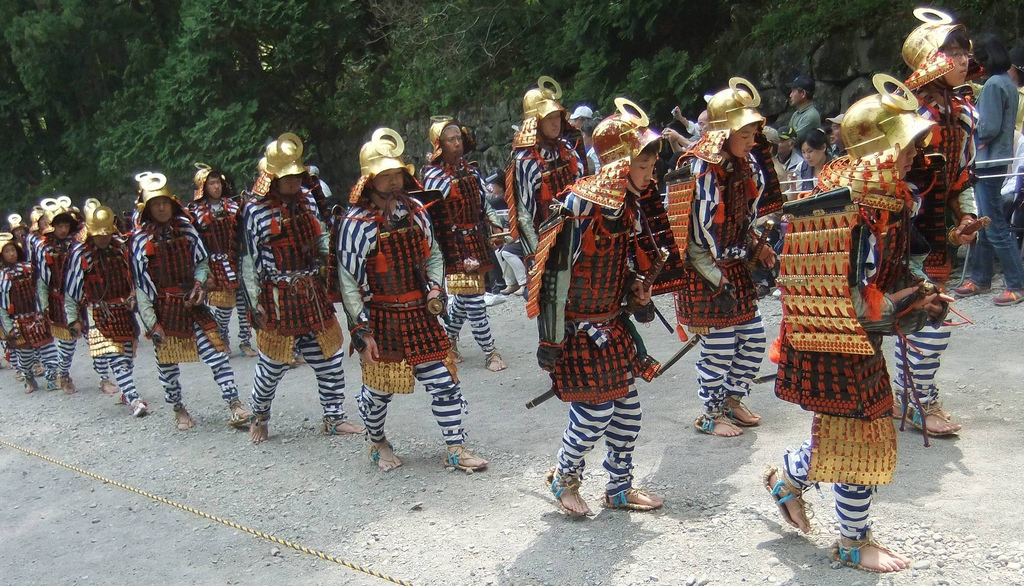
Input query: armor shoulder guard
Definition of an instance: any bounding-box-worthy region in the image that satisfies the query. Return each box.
[777,186,875,356]
[665,160,696,262]
[525,206,569,319]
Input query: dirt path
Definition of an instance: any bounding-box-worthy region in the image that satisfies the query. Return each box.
[1,292,1022,585]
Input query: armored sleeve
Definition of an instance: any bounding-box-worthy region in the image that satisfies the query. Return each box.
[0,275,13,334]
[513,151,542,255]
[64,244,85,325]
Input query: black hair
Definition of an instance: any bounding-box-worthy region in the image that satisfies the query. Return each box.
[940,28,972,53]
[638,141,661,158]
[485,173,506,191]
[974,33,1012,75]
[797,128,829,152]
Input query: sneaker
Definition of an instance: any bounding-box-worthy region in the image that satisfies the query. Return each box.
[993,289,1024,306]
[484,292,507,307]
[951,280,991,298]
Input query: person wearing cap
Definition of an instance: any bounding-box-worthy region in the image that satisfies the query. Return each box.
[32,196,83,393]
[421,118,508,372]
[188,165,256,357]
[787,75,822,141]
[894,8,981,437]
[337,128,487,472]
[774,126,805,178]
[766,74,947,573]
[674,78,780,438]
[532,99,665,516]
[955,35,1024,306]
[242,133,359,443]
[64,201,148,417]
[130,172,250,431]
[826,113,847,157]
[507,76,584,259]
[569,105,598,174]
[0,231,58,393]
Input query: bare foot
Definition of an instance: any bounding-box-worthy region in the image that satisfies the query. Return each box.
[839,540,911,572]
[606,487,664,511]
[923,412,962,435]
[446,445,488,471]
[485,351,507,372]
[174,406,195,431]
[250,419,269,443]
[227,402,251,429]
[61,376,77,395]
[323,418,365,435]
[545,468,591,517]
[697,413,744,437]
[371,441,403,471]
[767,470,810,533]
[725,396,761,426]
[99,380,120,395]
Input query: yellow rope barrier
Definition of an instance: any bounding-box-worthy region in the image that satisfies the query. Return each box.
[0,438,419,586]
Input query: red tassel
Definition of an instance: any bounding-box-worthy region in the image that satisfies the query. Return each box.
[862,284,884,323]
[582,229,597,255]
[769,336,782,364]
[676,324,688,343]
[145,239,155,256]
[374,251,388,273]
[270,215,281,235]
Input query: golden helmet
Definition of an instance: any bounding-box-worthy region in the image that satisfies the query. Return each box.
[902,8,966,90]
[264,133,307,179]
[0,231,23,257]
[428,116,475,163]
[358,127,414,179]
[40,195,78,232]
[843,74,935,160]
[592,98,661,167]
[8,213,28,233]
[134,172,179,214]
[29,206,45,231]
[84,202,117,237]
[522,76,566,121]
[706,77,764,136]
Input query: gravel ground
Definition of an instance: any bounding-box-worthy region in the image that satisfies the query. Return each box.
[1,285,1023,586]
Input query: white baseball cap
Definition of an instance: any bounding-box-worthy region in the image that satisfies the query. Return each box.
[569,105,594,121]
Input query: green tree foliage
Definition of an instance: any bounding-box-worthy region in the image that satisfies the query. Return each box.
[1,0,1020,212]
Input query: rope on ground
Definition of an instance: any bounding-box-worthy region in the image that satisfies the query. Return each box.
[0,438,418,586]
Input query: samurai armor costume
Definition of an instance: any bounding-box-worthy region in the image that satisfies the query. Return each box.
[189,199,242,308]
[249,194,342,364]
[673,155,765,333]
[133,217,225,364]
[1,262,53,349]
[39,234,75,341]
[421,160,495,294]
[904,91,978,282]
[340,203,452,393]
[77,240,138,355]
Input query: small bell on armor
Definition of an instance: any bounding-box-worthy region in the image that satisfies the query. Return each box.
[463,257,480,273]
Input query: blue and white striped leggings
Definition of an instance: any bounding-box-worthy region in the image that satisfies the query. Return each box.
[893,323,951,406]
[13,345,57,380]
[250,333,346,419]
[94,342,140,403]
[53,338,76,378]
[695,312,766,412]
[212,291,253,346]
[556,385,642,498]
[446,294,495,353]
[156,325,238,407]
[358,360,465,446]
[783,439,875,540]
